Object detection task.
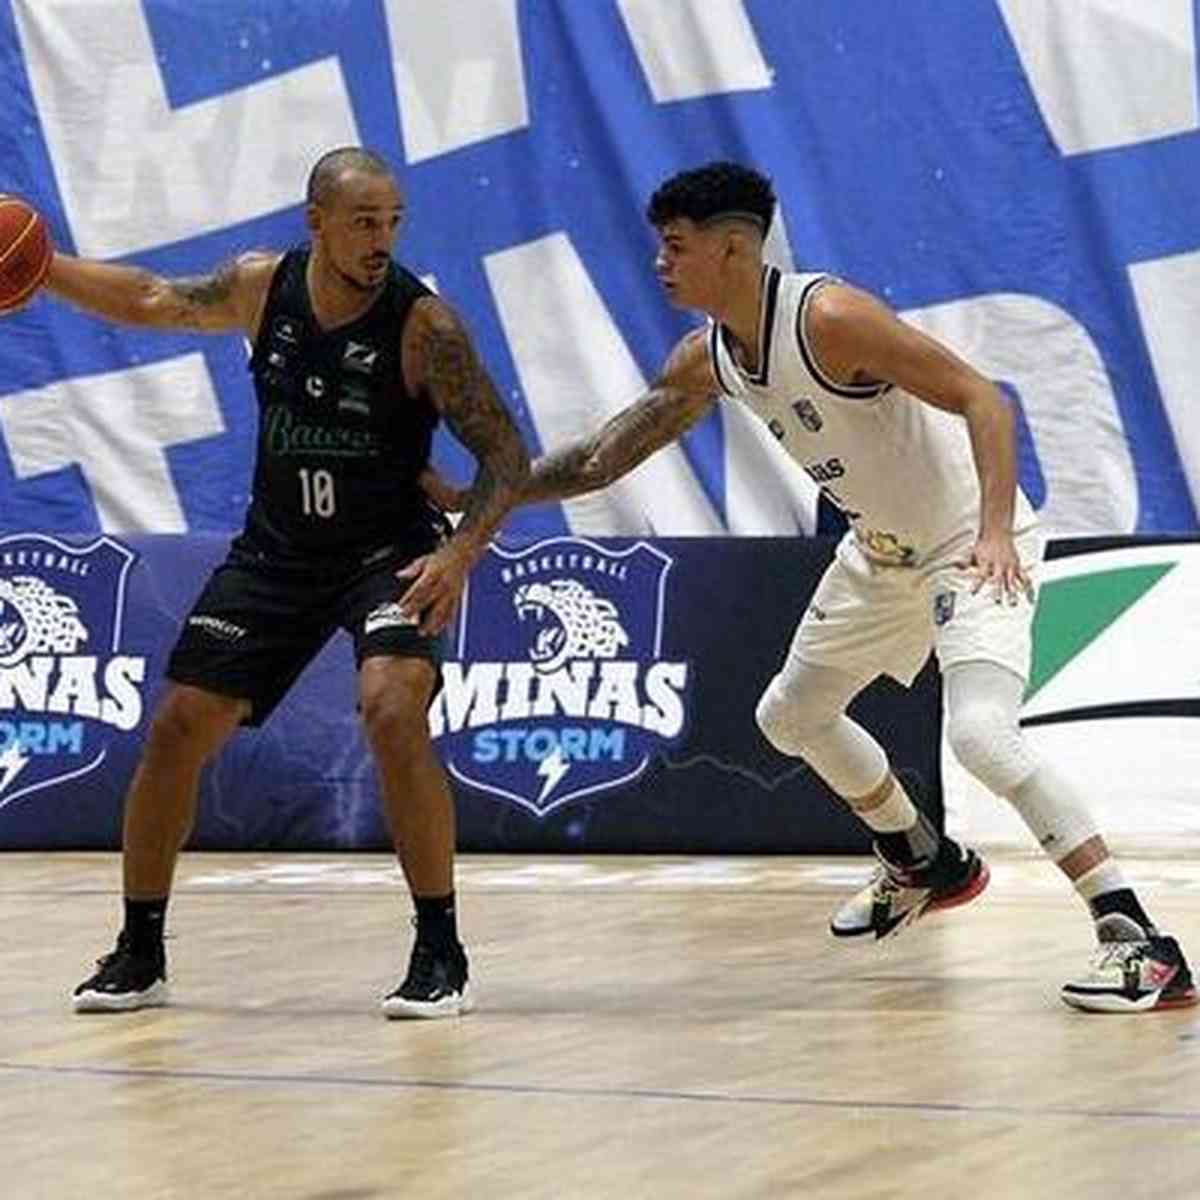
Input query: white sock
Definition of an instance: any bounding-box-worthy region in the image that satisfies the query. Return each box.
[1072,859,1128,904]
[853,777,918,833]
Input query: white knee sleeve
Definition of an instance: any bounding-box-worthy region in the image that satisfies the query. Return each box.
[1008,765,1102,859]
[943,662,1039,795]
[755,662,887,798]
[944,662,1100,858]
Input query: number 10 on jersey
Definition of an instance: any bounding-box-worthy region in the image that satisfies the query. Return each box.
[298,467,336,518]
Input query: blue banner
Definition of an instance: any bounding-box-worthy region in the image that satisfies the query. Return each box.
[2,1,1199,542]
[0,533,944,852]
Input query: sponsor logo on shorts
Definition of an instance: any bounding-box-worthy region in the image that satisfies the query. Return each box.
[0,534,147,813]
[365,601,418,634]
[187,615,247,641]
[933,591,956,626]
[361,545,397,567]
[860,529,915,565]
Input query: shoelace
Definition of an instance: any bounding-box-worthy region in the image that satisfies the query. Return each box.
[1091,939,1149,971]
[872,868,902,895]
[404,943,439,989]
[94,932,162,973]
[93,933,130,972]
[872,858,925,893]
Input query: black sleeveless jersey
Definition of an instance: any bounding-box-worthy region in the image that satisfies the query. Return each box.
[237,248,443,565]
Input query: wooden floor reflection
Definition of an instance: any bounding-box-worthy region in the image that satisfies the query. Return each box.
[4,852,1199,1199]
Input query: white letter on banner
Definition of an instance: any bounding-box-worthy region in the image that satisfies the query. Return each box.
[485,233,722,536]
[382,0,527,163]
[904,294,1136,535]
[14,1,359,258]
[998,0,1197,155]
[1129,249,1200,514]
[0,355,225,533]
[617,0,772,101]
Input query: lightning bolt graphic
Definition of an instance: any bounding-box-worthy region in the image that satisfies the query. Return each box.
[0,742,31,798]
[535,747,571,807]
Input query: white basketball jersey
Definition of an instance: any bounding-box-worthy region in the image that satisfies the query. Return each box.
[707,267,1036,566]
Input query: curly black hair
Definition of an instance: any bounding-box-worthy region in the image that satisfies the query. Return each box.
[646,162,775,230]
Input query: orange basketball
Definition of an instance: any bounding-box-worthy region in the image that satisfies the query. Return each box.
[0,196,53,314]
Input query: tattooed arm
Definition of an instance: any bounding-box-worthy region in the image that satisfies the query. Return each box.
[397,295,530,633]
[44,251,279,337]
[523,327,719,504]
[417,465,469,514]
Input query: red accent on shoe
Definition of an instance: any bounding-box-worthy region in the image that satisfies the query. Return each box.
[1154,984,1199,1010]
[926,860,990,915]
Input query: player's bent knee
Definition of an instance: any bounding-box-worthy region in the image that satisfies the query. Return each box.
[360,691,429,753]
[946,705,1036,796]
[145,688,243,762]
[755,675,835,757]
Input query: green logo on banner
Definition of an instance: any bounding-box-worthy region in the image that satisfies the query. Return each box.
[1027,563,1176,700]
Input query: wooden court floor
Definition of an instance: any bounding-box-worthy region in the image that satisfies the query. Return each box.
[3,851,1199,1200]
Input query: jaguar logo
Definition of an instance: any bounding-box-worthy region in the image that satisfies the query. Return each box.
[0,576,88,667]
[514,579,630,674]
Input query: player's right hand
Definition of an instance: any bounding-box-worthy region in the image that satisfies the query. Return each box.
[959,531,1033,606]
[395,542,473,636]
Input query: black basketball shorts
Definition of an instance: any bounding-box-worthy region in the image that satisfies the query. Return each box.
[166,546,442,725]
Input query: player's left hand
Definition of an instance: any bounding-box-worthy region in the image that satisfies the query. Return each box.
[396,542,473,635]
[960,531,1033,606]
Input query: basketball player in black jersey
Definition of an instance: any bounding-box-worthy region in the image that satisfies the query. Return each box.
[41,147,529,1018]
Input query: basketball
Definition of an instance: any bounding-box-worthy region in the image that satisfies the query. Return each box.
[0,195,53,314]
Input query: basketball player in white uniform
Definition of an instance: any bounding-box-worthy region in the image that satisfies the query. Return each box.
[521,162,1194,1013]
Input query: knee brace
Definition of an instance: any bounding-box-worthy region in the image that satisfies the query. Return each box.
[755,673,834,757]
[943,661,1039,796]
[945,700,1039,796]
[755,668,887,798]
[1007,765,1102,860]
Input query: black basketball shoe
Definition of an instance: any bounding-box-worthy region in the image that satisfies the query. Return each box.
[381,939,472,1019]
[73,931,168,1013]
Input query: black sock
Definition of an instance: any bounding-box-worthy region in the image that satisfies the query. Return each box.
[1089,888,1154,931]
[874,809,940,870]
[124,897,168,955]
[414,892,458,949]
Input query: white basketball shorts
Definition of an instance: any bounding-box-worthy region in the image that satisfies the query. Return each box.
[788,526,1044,687]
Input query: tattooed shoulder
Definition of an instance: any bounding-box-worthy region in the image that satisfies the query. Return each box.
[407,298,480,410]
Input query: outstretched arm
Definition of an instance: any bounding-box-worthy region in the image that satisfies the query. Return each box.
[398,295,530,632]
[523,328,719,505]
[44,251,279,337]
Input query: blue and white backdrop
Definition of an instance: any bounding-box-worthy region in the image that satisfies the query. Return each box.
[2,2,1200,850]
[2,0,1199,540]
